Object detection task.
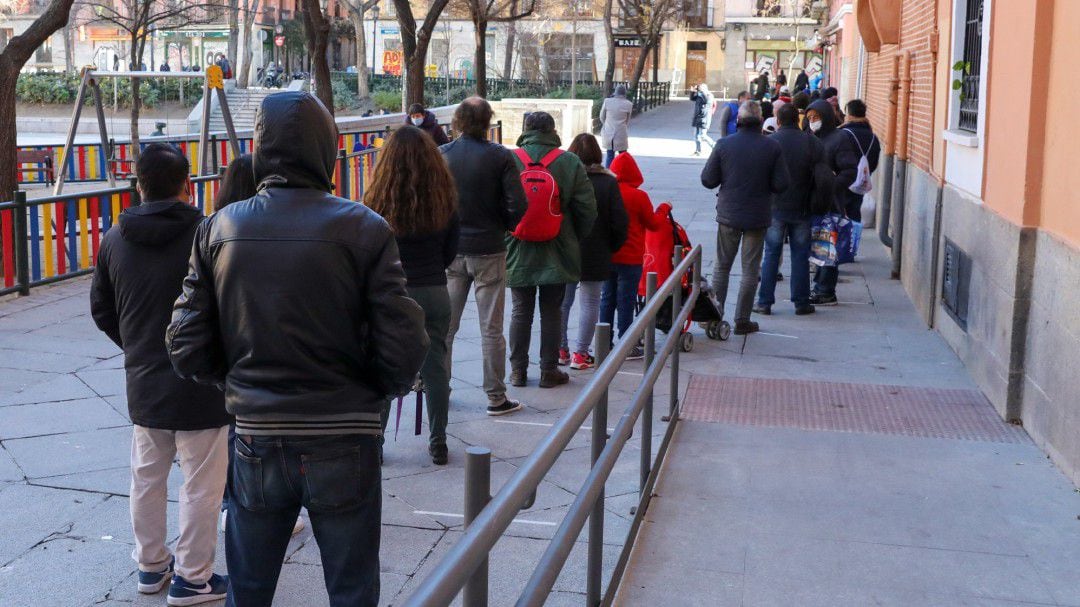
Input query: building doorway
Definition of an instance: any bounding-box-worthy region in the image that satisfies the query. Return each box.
[685,41,707,91]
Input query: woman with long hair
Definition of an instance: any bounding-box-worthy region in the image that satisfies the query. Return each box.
[213,154,256,211]
[365,125,460,465]
[559,133,628,370]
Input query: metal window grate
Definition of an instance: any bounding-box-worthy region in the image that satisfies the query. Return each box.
[942,239,972,330]
[958,0,983,132]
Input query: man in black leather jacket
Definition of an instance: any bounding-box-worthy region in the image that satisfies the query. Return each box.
[167,91,427,607]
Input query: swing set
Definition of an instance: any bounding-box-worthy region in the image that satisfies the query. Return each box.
[52,64,241,195]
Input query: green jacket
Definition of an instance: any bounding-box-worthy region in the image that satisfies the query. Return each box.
[506,130,598,287]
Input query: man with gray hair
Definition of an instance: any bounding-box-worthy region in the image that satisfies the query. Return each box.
[599,84,634,167]
[700,100,790,335]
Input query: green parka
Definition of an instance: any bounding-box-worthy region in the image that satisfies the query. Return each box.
[505,130,598,288]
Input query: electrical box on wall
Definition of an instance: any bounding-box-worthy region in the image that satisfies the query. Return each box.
[942,239,972,331]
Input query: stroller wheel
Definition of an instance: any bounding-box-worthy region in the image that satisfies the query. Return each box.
[718,321,732,341]
[706,321,721,340]
[679,332,694,352]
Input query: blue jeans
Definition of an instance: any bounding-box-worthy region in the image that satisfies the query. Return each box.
[225,434,382,607]
[560,281,604,353]
[757,216,812,307]
[605,149,625,168]
[694,125,714,153]
[600,264,643,340]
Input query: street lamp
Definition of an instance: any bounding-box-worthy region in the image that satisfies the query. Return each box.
[370,5,380,78]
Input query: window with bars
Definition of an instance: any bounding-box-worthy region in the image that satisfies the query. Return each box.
[957,0,983,132]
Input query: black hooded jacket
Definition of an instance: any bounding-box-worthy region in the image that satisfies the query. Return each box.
[769,124,825,220]
[579,164,629,282]
[167,92,428,437]
[405,110,450,146]
[809,99,861,214]
[90,200,229,430]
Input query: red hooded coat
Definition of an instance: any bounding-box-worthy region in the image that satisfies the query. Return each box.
[609,153,670,266]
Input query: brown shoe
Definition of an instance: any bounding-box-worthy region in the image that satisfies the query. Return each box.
[539,369,570,388]
[733,320,760,335]
[509,369,527,387]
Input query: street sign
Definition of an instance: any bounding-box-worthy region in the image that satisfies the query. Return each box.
[257,30,268,42]
[274,35,285,47]
[274,24,284,34]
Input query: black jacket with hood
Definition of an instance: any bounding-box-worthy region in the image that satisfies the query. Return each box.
[579,164,629,282]
[769,124,825,220]
[439,134,528,256]
[808,99,861,214]
[701,119,790,230]
[405,110,451,146]
[90,200,230,430]
[167,92,428,437]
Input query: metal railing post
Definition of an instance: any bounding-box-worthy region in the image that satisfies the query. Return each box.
[588,323,612,606]
[336,149,348,199]
[129,177,140,206]
[463,446,492,607]
[668,246,683,418]
[13,190,30,296]
[210,134,219,173]
[641,272,657,493]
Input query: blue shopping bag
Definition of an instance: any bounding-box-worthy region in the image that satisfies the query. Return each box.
[810,214,841,267]
[836,218,863,265]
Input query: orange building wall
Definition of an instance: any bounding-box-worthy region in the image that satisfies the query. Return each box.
[864,45,897,147]
[1038,0,1080,247]
[898,0,936,172]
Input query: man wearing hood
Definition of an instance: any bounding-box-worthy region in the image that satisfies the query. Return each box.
[599,84,634,166]
[690,83,716,155]
[506,111,597,389]
[405,102,451,145]
[91,143,231,604]
[701,101,790,335]
[167,92,427,606]
[806,98,861,306]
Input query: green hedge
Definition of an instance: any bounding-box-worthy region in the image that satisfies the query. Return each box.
[16,72,203,108]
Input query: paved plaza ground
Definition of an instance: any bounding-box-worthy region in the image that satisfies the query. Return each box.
[1,101,1078,606]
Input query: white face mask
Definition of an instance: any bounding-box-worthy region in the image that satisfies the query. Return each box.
[809,120,823,133]
[411,117,424,126]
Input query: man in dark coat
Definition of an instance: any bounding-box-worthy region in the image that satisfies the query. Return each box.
[701,100,790,335]
[91,143,231,603]
[794,69,810,93]
[689,83,716,155]
[754,103,824,316]
[806,98,861,305]
[406,102,451,145]
[440,97,528,415]
[167,91,427,606]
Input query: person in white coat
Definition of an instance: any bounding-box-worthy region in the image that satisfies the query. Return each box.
[599,84,634,167]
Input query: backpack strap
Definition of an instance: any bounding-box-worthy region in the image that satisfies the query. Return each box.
[536,148,563,168]
[843,128,867,157]
[513,147,533,166]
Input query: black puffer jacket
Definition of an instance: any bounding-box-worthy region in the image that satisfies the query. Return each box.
[579,164,629,282]
[809,99,861,215]
[440,135,528,255]
[701,121,790,230]
[91,200,229,430]
[167,92,428,437]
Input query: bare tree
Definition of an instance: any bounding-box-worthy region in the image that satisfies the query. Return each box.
[299,0,334,114]
[462,0,536,98]
[88,0,226,158]
[235,0,260,88]
[227,0,238,73]
[339,0,379,100]
[0,0,77,197]
[617,0,679,94]
[393,0,452,107]
[601,0,615,96]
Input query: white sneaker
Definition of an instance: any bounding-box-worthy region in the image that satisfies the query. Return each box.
[220,509,304,535]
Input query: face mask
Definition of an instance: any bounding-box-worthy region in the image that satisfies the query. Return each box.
[411,117,424,126]
[809,120,823,133]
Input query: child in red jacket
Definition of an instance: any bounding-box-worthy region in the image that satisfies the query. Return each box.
[602,153,671,358]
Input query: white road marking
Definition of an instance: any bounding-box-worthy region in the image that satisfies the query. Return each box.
[412,511,557,527]
[756,331,799,339]
[491,419,615,432]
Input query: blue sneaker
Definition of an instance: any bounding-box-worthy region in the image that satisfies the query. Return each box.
[137,556,174,594]
[167,573,228,606]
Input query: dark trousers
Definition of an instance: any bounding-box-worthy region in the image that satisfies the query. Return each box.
[409,285,451,447]
[600,263,643,339]
[757,216,812,307]
[712,224,766,324]
[509,284,565,372]
[814,197,863,296]
[225,434,381,607]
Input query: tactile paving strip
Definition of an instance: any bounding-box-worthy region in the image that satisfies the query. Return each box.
[680,375,1030,444]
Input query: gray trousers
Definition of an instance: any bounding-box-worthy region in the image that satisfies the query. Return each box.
[712,224,766,324]
[447,253,508,405]
[559,281,604,354]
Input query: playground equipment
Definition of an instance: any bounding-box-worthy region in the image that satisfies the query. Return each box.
[53,65,241,194]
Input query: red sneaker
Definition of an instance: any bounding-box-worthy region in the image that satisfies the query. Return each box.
[558,348,571,366]
[570,352,594,370]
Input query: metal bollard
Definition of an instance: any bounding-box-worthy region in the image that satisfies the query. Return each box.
[13,191,30,296]
[463,447,491,607]
[669,246,683,419]
[641,272,657,492]
[587,323,612,606]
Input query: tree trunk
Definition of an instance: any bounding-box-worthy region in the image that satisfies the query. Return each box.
[351,10,370,99]
[227,0,239,75]
[0,67,19,198]
[628,39,653,98]
[129,32,143,161]
[301,0,335,114]
[62,23,75,73]
[601,0,615,96]
[473,17,487,98]
[503,19,516,79]
[405,54,425,107]
[237,0,261,88]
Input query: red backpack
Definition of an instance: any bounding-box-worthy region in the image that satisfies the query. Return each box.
[512,148,564,242]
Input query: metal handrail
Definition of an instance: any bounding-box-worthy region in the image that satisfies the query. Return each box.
[404,244,703,607]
